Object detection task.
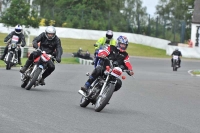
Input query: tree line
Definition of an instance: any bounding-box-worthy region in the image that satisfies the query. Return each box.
[0,0,195,42]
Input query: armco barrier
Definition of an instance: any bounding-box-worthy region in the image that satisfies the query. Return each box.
[78,58,93,65]
[0,46,29,58]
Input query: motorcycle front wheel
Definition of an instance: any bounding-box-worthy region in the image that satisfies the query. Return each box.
[25,68,42,90]
[80,96,90,107]
[6,53,13,70]
[94,83,115,112]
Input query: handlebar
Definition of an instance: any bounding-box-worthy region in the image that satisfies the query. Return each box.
[35,48,58,63]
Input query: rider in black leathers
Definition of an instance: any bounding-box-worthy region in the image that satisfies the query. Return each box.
[20,26,62,85]
[0,24,26,65]
[171,48,182,67]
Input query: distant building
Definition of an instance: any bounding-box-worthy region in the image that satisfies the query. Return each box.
[191,0,200,47]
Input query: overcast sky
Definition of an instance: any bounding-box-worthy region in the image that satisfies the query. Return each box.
[142,0,159,16]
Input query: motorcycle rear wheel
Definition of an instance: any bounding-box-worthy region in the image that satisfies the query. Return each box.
[25,68,42,90]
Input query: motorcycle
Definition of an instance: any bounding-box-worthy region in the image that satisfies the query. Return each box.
[78,57,131,112]
[172,55,179,71]
[4,35,20,70]
[20,49,56,90]
[72,48,93,60]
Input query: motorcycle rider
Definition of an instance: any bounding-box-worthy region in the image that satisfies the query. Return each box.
[93,30,116,67]
[171,48,182,67]
[20,26,62,85]
[0,24,26,65]
[81,36,134,93]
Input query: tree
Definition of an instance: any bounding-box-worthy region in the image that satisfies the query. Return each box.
[1,0,40,28]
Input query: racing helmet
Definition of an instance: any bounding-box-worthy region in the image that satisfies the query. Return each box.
[116,36,129,51]
[15,24,22,34]
[45,26,56,40]
[106,30,113,40]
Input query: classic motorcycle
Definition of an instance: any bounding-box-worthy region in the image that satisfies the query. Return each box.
[172,55,179,71]
[78,58,131,112]
[4,35,20,70]
[20,49,56,90]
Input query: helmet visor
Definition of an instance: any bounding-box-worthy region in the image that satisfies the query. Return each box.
[47,33,55,39]
[15,29,22,32]
[119,43,126,50]
[106,34,113,39]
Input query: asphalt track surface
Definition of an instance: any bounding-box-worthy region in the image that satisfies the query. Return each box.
[0,57,200,133]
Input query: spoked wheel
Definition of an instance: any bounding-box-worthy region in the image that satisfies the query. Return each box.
[6,54,13,70]
[94,83,115,112]
[80,96,90,107]
[25,68,42,90]
[172,61,176,71]
[21,77,29,88]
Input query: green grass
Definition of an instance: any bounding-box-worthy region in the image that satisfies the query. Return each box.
[0,57,79,67]
[0,32,170,59]
[191,70,200,75]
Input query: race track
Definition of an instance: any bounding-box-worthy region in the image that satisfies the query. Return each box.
[0,57,200,133]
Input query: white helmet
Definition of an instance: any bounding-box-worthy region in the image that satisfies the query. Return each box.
[45,26,56,40]
[15,24,22,34]
[106,30,113,39]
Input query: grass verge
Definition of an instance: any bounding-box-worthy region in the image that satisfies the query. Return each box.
[0,57,79,67]
[191,70,200,76]
[0,33,170,58]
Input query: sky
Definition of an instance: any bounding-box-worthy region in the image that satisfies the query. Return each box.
[142,0,160,16]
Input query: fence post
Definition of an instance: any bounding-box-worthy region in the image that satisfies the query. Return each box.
[156,16,158,37]
[180,20,186,43]
[137,14,140,34]
[147,14,151,36]
[163,19,166,39]
[108,11,111,30]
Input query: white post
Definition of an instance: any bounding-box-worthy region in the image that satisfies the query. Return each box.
[29,0,33,13]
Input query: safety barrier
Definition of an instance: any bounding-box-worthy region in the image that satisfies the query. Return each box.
[78,58,93,65]
[0,46,29,58]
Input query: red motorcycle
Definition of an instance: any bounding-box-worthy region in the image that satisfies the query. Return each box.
[20,49,56,90]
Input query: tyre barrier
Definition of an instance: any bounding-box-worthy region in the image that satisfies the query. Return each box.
[78,58,93,65]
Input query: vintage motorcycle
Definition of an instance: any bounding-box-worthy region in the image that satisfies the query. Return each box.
[172,55,179,71]
[20,49,56,90]
[78,58,131,112]
[4,35,20,70]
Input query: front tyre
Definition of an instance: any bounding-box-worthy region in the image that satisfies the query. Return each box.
[80,96,90,107]
[25,68,42,90]
[6,53,13,70]
[94,83,115,112]
[172,60,176,71]
[21,75,29,88]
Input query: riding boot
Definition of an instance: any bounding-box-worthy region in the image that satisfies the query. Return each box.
[39,78,45,85]
[18,58,22,65]
[19,59,32,73]
[18,50,22,65]
[81,82,90,93]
